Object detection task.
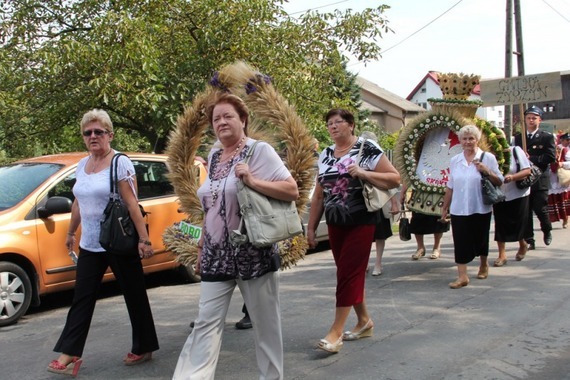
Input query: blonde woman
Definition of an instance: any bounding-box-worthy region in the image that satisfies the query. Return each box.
[441,125,504,289]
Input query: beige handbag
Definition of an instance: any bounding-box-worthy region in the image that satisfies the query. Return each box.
[357,138,392,212]
[230,142,303,248]
[556,149,570,187]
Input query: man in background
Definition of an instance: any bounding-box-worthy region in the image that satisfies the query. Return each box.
[514,105,556,250]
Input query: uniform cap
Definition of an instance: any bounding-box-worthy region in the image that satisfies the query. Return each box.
[524,105,543,117]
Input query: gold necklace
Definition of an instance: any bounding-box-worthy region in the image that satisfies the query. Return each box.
[88,149,113,174]
[334,137,356,153]
[210,137,245,203]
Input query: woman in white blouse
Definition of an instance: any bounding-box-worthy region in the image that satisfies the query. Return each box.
[441,125,504,289]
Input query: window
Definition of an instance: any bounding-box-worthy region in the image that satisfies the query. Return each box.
[132,160,174,200]
[48,173,77,202]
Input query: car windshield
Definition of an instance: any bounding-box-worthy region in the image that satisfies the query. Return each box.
[0,163,63,211]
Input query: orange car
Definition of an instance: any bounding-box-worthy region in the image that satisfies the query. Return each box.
[0,152,206,327]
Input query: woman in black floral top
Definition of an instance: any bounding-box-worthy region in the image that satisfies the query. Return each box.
[307,109,400,353]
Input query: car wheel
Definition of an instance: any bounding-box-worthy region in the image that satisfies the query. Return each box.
[0,262,33,327]
[177,263,201,283]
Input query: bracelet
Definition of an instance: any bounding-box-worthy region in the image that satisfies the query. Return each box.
[138,239,151,246]
[67,232,76,236]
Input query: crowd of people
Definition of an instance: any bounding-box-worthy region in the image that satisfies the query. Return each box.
[46,101,568,379]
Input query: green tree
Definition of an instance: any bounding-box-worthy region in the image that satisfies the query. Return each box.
[1,0,391,158]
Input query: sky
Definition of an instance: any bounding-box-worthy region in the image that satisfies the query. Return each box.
[284,0,570,98]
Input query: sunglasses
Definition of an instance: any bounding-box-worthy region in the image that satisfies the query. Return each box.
[82,129,109,137]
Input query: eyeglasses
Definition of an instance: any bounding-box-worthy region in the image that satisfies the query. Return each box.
[82,129,109,137]
[327,120,347,128]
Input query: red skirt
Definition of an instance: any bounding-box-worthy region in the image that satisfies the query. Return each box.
[328,224,375,307]
[547,191,570,222]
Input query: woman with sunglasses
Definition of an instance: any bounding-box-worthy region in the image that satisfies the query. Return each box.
[47,109,158,376]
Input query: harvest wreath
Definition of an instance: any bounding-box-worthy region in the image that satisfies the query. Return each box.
[394,72,510,216]
[394,111,510,216]
[162,61,317,270]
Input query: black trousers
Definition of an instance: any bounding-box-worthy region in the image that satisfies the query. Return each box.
[53,248,159,357]
[525,187,551,242]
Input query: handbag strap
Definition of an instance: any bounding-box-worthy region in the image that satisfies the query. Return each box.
[234,140,260,234]
[479,152,487,178]
[109,153,126,198]
[356,137,368,188]
[243,140,260,165]
[513,147,521,172]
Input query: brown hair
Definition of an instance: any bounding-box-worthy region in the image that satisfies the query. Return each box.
[207,92,249,135]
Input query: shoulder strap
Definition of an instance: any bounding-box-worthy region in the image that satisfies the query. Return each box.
[109,153,127,196]
[356,138,368,187]
[356,137,366,166]
[243,141,260,165]
[513,147,521,172]
[479,152,486,178]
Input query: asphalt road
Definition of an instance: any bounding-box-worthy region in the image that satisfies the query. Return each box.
[3,218,570,380]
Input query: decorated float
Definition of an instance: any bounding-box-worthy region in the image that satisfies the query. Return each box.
[161,61,317,271]
[394,73,511,216]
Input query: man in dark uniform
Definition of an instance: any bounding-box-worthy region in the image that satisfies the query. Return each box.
[514,105,556,251]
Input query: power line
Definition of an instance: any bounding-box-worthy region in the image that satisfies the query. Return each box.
[379,0,465,56]
[541,0,570,23]
[287,0,349,15]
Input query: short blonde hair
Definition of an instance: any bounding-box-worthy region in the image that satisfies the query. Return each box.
[80,109,114,133]
[457,124,481,140]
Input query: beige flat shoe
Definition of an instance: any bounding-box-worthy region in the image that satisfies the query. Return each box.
[493,258,507,267]
[477,266,489,279]
[515,244,528,261]
[411,248,425,260]
[449,279,469,289]
[429,249,441,259]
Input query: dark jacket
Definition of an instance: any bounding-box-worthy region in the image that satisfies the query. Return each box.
[514,129,556,190]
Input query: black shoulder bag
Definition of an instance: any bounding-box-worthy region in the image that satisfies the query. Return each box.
[513,148,542,189]
[99,153,143,255]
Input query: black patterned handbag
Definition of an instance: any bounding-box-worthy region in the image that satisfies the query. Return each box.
[513,148,542,189]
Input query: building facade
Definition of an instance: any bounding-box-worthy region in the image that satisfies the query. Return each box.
[407,71,505,129]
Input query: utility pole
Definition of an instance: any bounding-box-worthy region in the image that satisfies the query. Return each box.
[505,0,513,138]
[514,0,527,141]
[514,0,525,77]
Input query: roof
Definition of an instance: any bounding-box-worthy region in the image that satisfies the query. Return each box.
[15,152,168,166]
[360,99,386,114]
[406,71,481,99]
[357,76,425,112]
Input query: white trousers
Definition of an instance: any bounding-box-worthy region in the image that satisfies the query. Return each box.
[172,272,283,380]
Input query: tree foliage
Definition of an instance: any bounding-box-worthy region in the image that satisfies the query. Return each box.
[0,0,391,158]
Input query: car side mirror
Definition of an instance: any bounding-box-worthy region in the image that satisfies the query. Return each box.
[37,196,72,218]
